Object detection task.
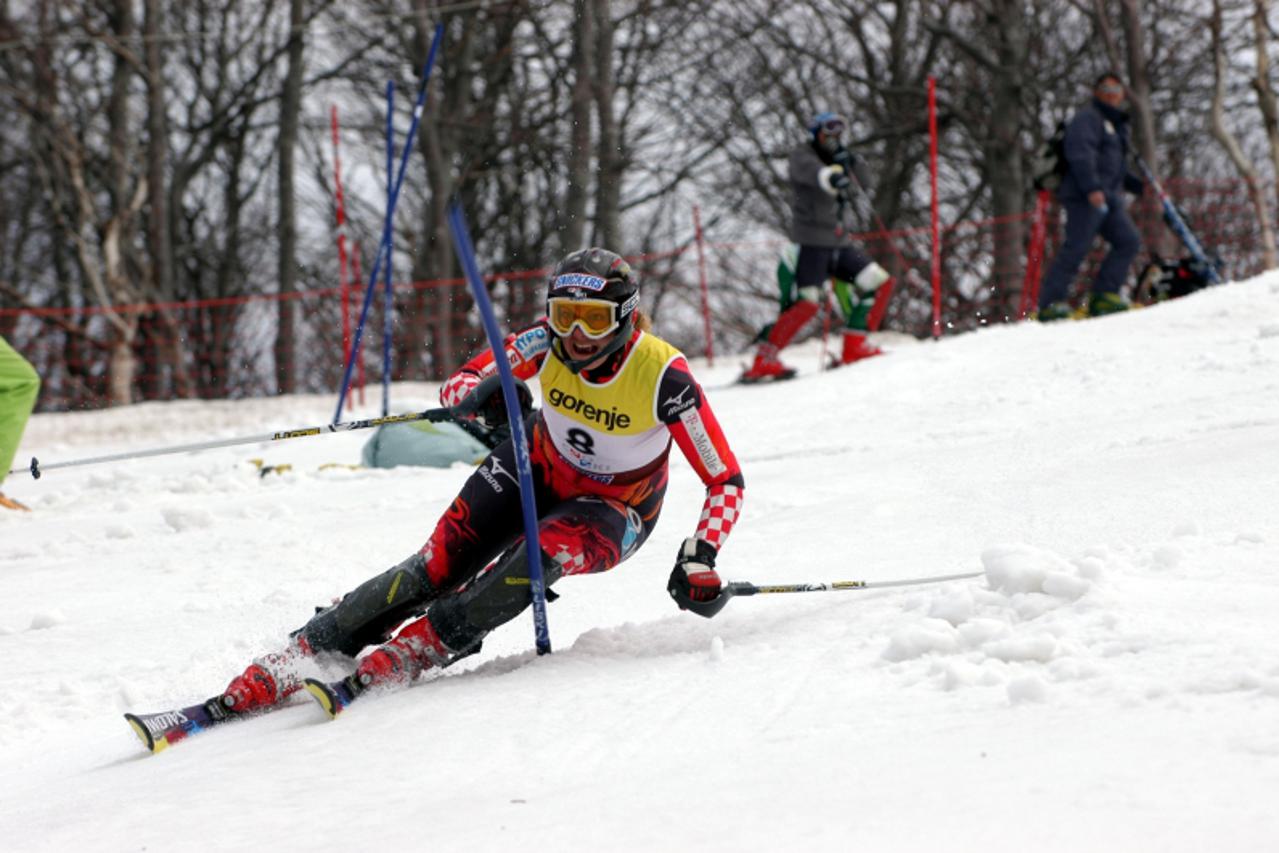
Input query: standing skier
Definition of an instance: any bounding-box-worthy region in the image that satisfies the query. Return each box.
[743,112,890,382]
[1037,72,1145,320]
[217,248,744,715]
[766,243,887,369]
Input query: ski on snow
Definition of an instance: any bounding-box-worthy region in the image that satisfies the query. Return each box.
[124,678,371,753]
[124,698,243,754]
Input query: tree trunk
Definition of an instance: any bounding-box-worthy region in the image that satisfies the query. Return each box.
[592,0,621,250]
[562,0,596,254]
[144,0,194,400]
[103,0,142,406]
[1115,0,1178,258]
[984,0,1028,318]
[408,2,470,380]
[276,0,306,395]
[1212,0,1277,269]
[1118,0,1157,167]
[1251,0,1279,228]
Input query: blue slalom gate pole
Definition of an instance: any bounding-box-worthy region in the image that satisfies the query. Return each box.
[334,22,444,422]
[382,80,395,417]
[446,200,552,656]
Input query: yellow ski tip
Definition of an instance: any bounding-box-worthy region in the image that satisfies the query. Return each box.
[124,713,168,754]
[303,680,341,720]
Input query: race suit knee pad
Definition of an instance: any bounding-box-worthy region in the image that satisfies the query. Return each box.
[295,553,435,657]
[427,545,563,654]
[854,262,890,294]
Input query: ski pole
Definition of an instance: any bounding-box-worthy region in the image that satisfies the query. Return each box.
[723,570,983,599]
[9,406,488,480]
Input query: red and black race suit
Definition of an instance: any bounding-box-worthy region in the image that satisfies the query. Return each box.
[413,322,743,651]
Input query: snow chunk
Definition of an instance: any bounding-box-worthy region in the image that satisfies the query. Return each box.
[162,505,215,532]
[928,588,974,626]
[708,635,724,663]
[882,618,959,661]
[983,634,1058,663]
[1007,675,1049,705]
[29,610,67,630]
[104,524,135,540]
[1043,572,1091,600]
[1012,592,1064,620]
[957,618,1008,647]
[981,543,1076,595]
[937,659,982,691]
[1258,322,1279,338]
[1072,556,1106,581]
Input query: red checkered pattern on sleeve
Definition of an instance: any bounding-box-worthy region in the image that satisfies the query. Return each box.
[440,370,481,408]
[695,482,743,551]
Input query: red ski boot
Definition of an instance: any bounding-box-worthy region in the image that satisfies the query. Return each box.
[742,299,820,383]
[219,637,311,713]
[355,616,452,688]
[741,344,797,383]
[834,331,882,366]
[306,617,454,719]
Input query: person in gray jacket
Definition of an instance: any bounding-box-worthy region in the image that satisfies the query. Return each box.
[1038,72,1145,320]
[743,112,891,382]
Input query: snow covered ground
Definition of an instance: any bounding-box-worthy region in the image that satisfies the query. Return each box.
[2,276,1278,852]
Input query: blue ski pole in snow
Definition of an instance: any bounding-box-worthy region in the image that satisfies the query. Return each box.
[334,22,445,421]
[446,200,553,655]
[1134,155,1224,286]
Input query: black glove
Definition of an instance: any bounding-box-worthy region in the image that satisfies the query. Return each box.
[667,538,728,618]
[830,169,851,191]
[1124,173,1145,196]
[831,146,855,170]
[454,374,533,430]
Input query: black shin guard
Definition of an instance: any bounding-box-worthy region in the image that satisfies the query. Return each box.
[295,554,436,657]
[428,546,562,654]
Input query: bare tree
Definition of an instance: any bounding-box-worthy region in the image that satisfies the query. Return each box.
[1250,0,1279,225]
[276,0,306,394]
[562,0,597,252]
[1211,0,1277,268]
[592,0,621,249]
[1,0,1274,407]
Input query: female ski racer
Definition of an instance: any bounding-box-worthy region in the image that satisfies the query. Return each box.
[217,247,745,714]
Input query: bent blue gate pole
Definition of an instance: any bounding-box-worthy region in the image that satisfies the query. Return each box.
[334,22,444,422]
[446,200,552,655]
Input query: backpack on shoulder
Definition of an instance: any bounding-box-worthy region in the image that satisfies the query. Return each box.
[1031,120,1068,192]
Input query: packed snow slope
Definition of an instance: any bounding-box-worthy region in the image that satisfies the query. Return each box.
[2,276,1278,853]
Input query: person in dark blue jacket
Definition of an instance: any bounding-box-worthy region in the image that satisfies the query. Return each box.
[1038,72,1145,320]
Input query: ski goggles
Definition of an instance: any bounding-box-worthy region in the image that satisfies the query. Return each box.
[817,116,846,136]
[547,297,619,339]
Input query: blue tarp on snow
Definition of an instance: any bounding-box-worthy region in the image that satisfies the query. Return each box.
[360,420,488,469]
